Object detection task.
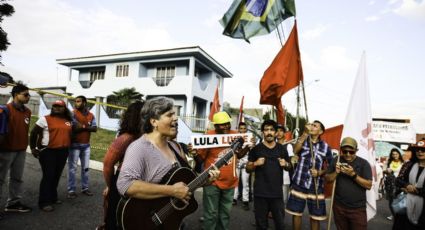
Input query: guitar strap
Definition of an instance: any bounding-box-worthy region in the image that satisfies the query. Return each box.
[168,142,191,169]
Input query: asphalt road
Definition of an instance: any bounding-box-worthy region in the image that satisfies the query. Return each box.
[0,153,393,230]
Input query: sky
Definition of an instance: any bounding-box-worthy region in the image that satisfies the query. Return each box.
[1,0,425,133]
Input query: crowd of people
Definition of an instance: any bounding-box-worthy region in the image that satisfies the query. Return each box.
[0,84,424,230]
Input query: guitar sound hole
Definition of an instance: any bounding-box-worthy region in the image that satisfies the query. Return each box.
[170,198,188,210]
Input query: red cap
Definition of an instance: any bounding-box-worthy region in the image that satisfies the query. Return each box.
[52,100,66,107]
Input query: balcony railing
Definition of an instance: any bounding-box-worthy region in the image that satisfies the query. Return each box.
[179,115,208,133]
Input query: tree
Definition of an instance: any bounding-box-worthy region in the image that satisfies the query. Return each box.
[107,87,143,106]
[0,0,15,65]
[106,87,144,118]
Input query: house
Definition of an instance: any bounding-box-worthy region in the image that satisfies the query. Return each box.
[57,46,232,127]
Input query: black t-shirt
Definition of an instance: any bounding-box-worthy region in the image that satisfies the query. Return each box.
[248,142,290,198]
[327,156,372,208]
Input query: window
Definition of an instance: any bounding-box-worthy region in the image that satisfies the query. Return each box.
[90,71,104,81]
[116,64,129,77]
[155,66,175,86]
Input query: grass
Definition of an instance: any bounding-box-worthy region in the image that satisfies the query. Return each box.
[30,115,116,162]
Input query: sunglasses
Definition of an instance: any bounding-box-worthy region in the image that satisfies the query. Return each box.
[341,149,356,155]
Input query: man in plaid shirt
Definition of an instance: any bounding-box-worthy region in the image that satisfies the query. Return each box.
[285,121,333,230]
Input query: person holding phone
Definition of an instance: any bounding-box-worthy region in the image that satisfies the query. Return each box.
[325,137,373,230]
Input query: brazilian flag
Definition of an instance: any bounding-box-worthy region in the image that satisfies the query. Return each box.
[220,0,296,42]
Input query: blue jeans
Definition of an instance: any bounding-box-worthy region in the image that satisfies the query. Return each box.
[67,144,90,192]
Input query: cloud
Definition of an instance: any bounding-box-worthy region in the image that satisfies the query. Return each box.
[319,46,358,71]
[301,24,327,40]
[365,15,381,21]
[3,0,176,58]
[393,0,425,21]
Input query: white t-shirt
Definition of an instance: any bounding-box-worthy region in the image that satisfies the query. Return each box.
[35,116,50,147]
[283,144,294,185]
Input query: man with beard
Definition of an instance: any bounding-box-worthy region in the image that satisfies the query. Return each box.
[246,120,291,230]
[0,84,32,219]
[194,111,252,230]
[67,96,97,199]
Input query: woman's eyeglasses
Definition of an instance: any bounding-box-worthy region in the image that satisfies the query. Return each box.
[341,150,356,155]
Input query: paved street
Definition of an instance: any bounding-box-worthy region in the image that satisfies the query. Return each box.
[0,153,393,230]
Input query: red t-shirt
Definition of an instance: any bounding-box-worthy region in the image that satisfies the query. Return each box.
[198,130,239,189]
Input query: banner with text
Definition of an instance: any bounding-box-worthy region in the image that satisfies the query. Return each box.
[372,121,416,144]
[191,133,253,149]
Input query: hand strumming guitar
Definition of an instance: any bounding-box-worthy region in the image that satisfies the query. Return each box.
[171,182,191,204]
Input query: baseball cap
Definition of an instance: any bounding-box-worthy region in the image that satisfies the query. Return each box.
[340,137,358,149]
[52,100,66,107]
[212,111,232,125]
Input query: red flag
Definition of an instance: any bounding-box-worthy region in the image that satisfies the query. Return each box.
[208,86,220,121]
[237,96,244,125]
[276,103,285,125]
[321,124,344,198]
[259,22,303,109]
[321,124,344,150]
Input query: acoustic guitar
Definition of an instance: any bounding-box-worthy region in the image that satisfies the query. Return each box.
[117,137,244,230]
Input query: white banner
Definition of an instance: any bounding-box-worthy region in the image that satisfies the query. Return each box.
[372,121,416,144]
[191,133,252,149]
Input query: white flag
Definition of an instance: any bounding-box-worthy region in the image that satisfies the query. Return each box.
[341,52,377,221]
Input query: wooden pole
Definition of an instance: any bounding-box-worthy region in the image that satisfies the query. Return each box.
[327,155,341,230]
[308,135,319,208]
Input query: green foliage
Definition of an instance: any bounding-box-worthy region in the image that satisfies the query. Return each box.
[0,0,15,61]
[107,87,143,106]
[106,87,143,118]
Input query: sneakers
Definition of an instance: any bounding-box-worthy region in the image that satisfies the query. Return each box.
[82,189,94,196]
[40,205,54,212]
[4,202,32,213]
[387,215,393,221]
[54,200,63,204]
[232,199,237,205]
[67,191,77,199]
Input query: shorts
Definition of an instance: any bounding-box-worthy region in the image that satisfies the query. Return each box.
[285,184,327,221]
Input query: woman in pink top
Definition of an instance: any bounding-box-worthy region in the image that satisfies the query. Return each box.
[98,101,144,230]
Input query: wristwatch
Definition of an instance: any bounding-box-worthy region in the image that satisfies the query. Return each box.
[351,173,357,180]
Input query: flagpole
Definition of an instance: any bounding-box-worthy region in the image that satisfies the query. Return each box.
[301,79,309,122]
[295,82,301,138]
[327,155,341,230]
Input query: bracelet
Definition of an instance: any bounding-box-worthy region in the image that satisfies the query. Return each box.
[351,173,357,180]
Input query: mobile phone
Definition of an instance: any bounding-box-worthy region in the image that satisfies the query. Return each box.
[340,163,349,167]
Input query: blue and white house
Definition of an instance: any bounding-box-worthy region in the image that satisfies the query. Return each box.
[57,46,232,141]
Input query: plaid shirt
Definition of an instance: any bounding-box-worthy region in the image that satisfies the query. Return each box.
[292,139,333,190]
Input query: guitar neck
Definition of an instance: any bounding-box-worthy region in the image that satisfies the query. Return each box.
[187,148,234,191]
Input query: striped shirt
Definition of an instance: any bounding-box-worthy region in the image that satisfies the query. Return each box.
[292,139,332,190]
[116,135,180,196]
